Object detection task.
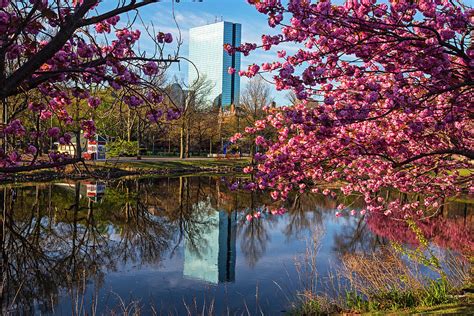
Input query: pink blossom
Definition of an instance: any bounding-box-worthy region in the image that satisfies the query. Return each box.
[26,145,37,155]
[47,127,60,138]
[270,191,279,200]
[157,32,173,43]
[88,97,101,108]
[230,133,243,143]
[40,110,52,121]
[243,166,253,173]
[143,61,159,76]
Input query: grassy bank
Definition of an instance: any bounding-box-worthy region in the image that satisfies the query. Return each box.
[89,157,250,171]
[0,158,250,184]
[289,230,473,315]
[294,292,473,315]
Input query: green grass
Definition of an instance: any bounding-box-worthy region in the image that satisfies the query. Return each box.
[458,169,473,177]
[289,299,322,315]
[89,158,250,171]
[0,158,251,185]
[344,279,456,313]
[290,294,472,316]
[406,302,474,315]
[292,281,471,315]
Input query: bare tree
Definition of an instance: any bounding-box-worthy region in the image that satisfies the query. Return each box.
[240,77,274,126]
[167,76,213,159]
[286,91,299,106]
[239,77,274,156]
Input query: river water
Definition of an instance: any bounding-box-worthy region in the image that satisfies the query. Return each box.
[1,175,472,315]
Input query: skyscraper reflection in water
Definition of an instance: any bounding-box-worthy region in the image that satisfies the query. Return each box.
[183,200,237,284]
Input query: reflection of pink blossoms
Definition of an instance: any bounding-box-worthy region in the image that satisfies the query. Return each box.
[245,207,287,222]
[367,213,474,255]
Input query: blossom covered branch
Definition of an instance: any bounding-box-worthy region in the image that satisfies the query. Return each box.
[229,0,473,218]
[0,0,179,171]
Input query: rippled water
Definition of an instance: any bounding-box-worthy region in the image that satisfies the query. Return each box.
[1,175,472,315]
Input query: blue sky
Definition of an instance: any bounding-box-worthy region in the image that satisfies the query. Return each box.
[100,0,293,104]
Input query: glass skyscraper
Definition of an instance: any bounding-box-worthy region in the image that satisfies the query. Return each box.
[183,200,237,284]
[188,21,241,107]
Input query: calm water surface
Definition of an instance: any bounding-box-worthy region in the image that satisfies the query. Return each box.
[1,175,472,315]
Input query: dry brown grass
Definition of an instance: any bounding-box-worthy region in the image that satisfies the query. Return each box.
[341,247,470,298]
[289,230,471,315]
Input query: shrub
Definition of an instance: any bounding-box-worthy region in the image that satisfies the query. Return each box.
[106,140,139,157]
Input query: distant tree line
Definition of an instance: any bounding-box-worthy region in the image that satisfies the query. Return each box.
[96,76,274,158]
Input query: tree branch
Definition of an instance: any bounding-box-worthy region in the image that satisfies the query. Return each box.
[393,149,474,168]
[0,0,97,97]
[79,0,160,27]
[0,158,84,173]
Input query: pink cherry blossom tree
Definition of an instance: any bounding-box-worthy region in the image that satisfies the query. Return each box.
[229,0,473,219]
[0,0,181,173]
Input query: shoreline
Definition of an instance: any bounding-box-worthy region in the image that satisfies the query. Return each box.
[0,158,249,185]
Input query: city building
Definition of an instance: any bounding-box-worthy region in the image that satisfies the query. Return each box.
[188,21,241,108]
[183,200,237,284]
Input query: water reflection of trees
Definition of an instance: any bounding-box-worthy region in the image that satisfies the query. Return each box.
[238,209,271,268]
[1,185,110,314]
[332,216,391,255]
[366,211,473,254]
[1,181,174,314]
[282,193,327,240]
[1,177,472,313]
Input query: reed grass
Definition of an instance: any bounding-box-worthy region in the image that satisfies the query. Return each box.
[290,233,471,315]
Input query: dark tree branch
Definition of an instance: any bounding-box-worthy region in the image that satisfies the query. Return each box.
[80,0,160,27]
[0,158,84,173]
[0,0,97,97]
[0,0,165,98]
[394,149,474,168]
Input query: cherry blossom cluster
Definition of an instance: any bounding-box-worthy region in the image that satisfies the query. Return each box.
[0,1,177,170]
[230,0,473,218]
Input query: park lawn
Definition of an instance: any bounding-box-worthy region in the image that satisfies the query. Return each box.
[358,293,474,315]
[394,301,473,315]
[89,158,251,171]
[0,158,251,184]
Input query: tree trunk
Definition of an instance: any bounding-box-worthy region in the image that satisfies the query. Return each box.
[75,130,82,160]
[137,119,142,159]
[209,137,212,156]
[1,97,7,151]
[179,123,185,159]
[127,108,131,142]
[250,143,255,164]
[185,118,190,158]
[168,132,171,153]
[218,110,223,155]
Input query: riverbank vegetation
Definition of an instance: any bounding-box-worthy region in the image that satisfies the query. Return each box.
[290,230,472,315]
[0,158,250,184]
